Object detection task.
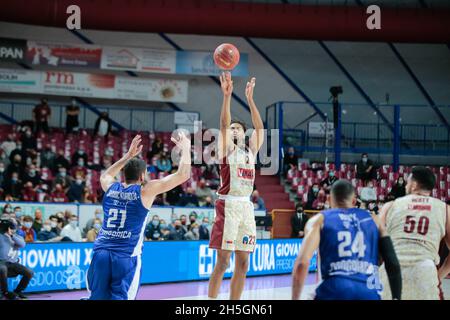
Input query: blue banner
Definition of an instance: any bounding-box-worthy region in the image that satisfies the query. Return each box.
[8,239,316,293]
[176,51,248,77]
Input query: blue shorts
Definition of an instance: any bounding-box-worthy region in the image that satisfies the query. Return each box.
[87,249,142,300]
[315,277,381,300]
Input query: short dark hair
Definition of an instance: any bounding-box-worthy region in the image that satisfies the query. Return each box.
[230,120,247,132]
[410,166,435,191]
[331,180,355,203]
[123,158,147,183]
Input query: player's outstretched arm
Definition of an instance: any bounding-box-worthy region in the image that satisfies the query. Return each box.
[100,134,143,192]
[245,77,264,154]
[438,205,450,281]
[292,213,323,300]
[142,132,191,198]
[217,72,232,161]
[372,213,402,300]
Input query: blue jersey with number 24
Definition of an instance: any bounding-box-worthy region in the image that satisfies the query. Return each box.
[94,182,149,257]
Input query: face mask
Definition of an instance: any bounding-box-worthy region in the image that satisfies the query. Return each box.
[70,221,78,228]
[26,132,32,137]
[71,100,76,106]
[44,225,52,232]
[160,223,167,229]
[50,221,57,228]
[78,150,84,155]
[59,172,66,177]
[29,170,36,176]
[324,204,330,209]
[202,223,208,228]
[313,187,319,193]
[94,223,101,230]
[0,167,4,173]
[152,220,159,227]
[329,172,334,177]
[78,161,84,167]
[362,157,368,163]
[192,228,199,234]
[11,178,18,183]
[76,179,83,185]
[95,213,102,219]
[171,218,176,223]
[24,222,32,229]
[15,211,23,218]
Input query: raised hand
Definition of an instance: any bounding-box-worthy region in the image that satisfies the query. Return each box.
[171,132,191,153]
[220,71,233,97]
[125,134,143,159]
[245,77,256,101]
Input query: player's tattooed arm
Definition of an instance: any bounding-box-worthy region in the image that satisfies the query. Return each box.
[100,134,143,192]
[246,77,264,154]
[218,71,232,161]
[292,213,323,300]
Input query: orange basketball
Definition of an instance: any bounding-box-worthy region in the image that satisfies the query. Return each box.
[213,43,240,70]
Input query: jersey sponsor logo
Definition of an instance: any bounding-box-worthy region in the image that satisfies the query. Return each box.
[106,189,138,201]
[407,204,431,211]
[237,168,254,180]
[225,240,234,244]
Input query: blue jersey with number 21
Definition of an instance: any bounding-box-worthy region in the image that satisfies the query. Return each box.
[315,208,382,300]
[94,182,149,257]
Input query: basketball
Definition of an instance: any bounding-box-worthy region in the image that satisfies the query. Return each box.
[213,43,240,70]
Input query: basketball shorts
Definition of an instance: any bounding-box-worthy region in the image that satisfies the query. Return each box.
[209,197,256,252]
[379,259,444,300]
[315,277,381,300]
[86,249,142,300]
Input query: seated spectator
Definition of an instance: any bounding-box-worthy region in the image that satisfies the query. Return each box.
[184,223,200,240]
[31,209,43,234]
[67,175,85,202]
[178,187,199,207]
[40,144,56,169]
[53,167,72,191]
[37,219,58,241]
[60,215,83,242]
[356,153,377,182]
[168,219,186,240]
[50,183,69,203]
[360,180,378,203]
[21,127,37,153]
[388,176,406,201]
[3,172,23,201]
[179,214,189,233]
[291,203,308,238]
[202,196,214,208]
[53,149,70,174]
[251,190,266,210]
[159,225,171,241]
[305,184,321,210]
[9,145,25,169]
[71,147,89,167]
[83,209,103,237]
[56,213,66,230]
[0,133,17,157]
[86,218,102,242]
[156,152,172,173]
[320,170,338,193]
[6,154,23,180]
[187,212,198,231]
[167,213,178,232]
[21,182,38,202]
[70,160,87,179]
[195,178,215,206]
[2,203,13,215]
[93,112,112,137]
[13,206,23,221]
[145,215,161,241]
[147,138,163,161]
[20,216,36,243]
[283,146,298,178]
[199,217,210,240]
[49,215,61,235]
[81,186,98,204]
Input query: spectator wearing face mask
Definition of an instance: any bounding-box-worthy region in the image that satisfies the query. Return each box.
[82,209,102,237]
[159,222,171,241]
[67,175,85,202]
[251,190,266,210]
[13,207,23,221]
[199,217,210,240]
[71,159,87,179]
[49,215,61,235]
[86,218,102,242]
[60,215,82,242]
[33,97,51,134]
[6,155,24,180]
[32,209,43,234]
[184,223,200,240]
[81,186,98,204]
[93,112,112,137]
[320,170,338,193]
[283,146,298,178]
[360,180,378,203]
[66,98,80,134]
[178,187,199,207]
[53,150,70,174]
[20,216,36,243]
[291,203,309,238]
[71,148,88,168]
[306,184,321,210]
[3,172,23,201]
[168,219,186,240]
[50,183,69,203]
[187,212,198,231]
[145,215,161,241]
[53,167,72,191]
[21,182,38,202]
[37,219,58,241]
[22,165,41,186]
[388,177,406,201]
[40,144,56,169]
[156,152,172,173]
[356,153,377,182]
[20,128,37,153]
[2,204,13,215]
[195,178,215,206]
[0,134,17,157]
[179,214,189,233]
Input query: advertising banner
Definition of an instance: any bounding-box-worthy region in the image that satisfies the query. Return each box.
[8,239,316,293]
[0,37,26,63]
[26,41,102,68]
[0,68,41,93]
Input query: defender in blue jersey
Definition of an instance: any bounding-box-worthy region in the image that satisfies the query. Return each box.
[292,180,402,300]
[86,133,191,300]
